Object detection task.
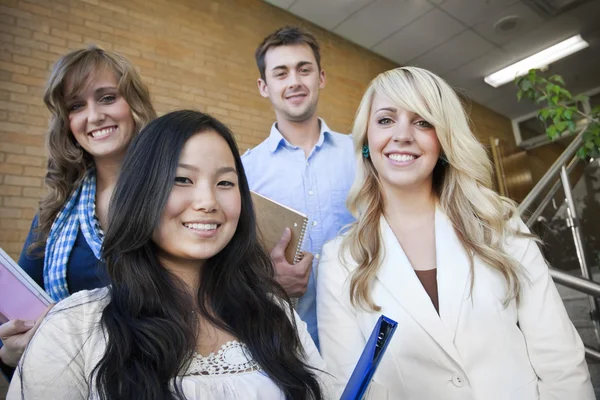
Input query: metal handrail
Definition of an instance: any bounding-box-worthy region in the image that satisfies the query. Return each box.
[585,346,600,362]
[550,269,600,298]
[518,126,587,214]
[525,156,579,228]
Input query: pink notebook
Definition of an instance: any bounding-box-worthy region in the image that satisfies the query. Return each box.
[0,247,52,323]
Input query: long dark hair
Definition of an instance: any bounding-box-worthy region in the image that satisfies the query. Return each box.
[93,110,323,399]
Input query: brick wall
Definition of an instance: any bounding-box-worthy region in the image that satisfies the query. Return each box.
[0,0,516,259]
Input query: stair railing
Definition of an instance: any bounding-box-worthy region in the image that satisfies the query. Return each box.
[515,124,600,362]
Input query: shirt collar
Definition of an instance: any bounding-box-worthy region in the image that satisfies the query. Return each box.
[267,118,333,153]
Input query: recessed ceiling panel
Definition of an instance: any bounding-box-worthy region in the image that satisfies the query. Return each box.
[474,1,545,46]
[289,0,375,30]
[409,30,495,76]
[373,9,465,64]
[334,0,433,48]
[440,0,520,27]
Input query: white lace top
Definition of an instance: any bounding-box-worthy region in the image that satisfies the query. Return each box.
[187,341,260,376]
[8,289,336,400]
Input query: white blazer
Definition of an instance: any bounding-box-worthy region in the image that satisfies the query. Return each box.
[317,209,594,400]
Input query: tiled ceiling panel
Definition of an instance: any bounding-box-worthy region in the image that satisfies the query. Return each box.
[473,1,546,46]
[440,0,520,26]
[334,0,434,48]
[409,30,495,76]
[288,0,375,30]
[373,9,465,64]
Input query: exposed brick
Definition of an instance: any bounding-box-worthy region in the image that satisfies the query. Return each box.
[9,93,43,106]
[0,23,31,39]
[0,142,25,154]
[0,120,42,135]
[22,186,47,197]
[16,17,50,34]
[22,207,35,219]
[1,218,33,230]
[14,36,48,52]
[0,81,28,94]
[4,174,41,187]
[0,132,43,146]
[8,111,47,126]
[0,14,15,26]
[33,31,67,47]
[84,20,114,35]
[97,1,128,14]
[0,222,26,234]
[18,1,53,18]
[22,164,46,177]
[0,163,23,174]
[25,145,47,156]
[0,185,22,196]
[0,100,28,113]
[12,53,48,68]
[50,28,83,42]
[69,8,101,22]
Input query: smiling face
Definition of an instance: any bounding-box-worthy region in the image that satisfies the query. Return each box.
[65,68,135,162]
[367,91,441,193]
[257,43,325,123]
[152,130,242,273]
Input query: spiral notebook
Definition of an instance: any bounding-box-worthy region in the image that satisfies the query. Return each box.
[251,191,308,265]
[0,246,52,323]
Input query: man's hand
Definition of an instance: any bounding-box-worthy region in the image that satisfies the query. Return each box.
[0,304,53,367]
[271,228,314,298]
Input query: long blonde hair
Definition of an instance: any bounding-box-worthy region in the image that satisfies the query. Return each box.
[342,66,526,311]
[32,46,157,253]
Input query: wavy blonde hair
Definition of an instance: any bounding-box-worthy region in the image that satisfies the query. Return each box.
[341,66,528,311]
[31,46,157,253]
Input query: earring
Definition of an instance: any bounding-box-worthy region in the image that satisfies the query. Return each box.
[362,144,370,158]
[439,154,449,166]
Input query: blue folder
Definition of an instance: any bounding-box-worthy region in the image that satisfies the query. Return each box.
[340,315,398,400]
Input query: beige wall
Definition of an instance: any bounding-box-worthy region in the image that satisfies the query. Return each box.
[0,0,516,259]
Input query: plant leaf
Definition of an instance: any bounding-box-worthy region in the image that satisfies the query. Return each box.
[550,75,565,85]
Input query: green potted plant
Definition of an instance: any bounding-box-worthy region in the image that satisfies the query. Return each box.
[515,69,600,159]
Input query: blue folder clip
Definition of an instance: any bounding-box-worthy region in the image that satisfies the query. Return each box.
[340,315,398,400]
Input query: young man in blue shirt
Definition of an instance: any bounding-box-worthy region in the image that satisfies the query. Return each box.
[242,27,355,348]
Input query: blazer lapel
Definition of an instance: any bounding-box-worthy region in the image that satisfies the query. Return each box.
[435,208,471,342]
[375,216,466,368]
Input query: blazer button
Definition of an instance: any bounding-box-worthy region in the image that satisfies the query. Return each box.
[451,375,464,387]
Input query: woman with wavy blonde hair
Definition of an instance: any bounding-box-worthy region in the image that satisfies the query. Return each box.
[317,66,593,399]
[0,46,156,379]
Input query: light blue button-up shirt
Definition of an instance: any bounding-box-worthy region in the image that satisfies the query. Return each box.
[241,119,355,348]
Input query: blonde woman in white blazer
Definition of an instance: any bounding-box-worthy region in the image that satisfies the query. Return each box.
[317,66,594,400]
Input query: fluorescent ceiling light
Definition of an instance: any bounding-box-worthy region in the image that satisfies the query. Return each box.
[484,34,589,88]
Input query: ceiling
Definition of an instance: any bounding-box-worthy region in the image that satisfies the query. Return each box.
[263,0,600,120]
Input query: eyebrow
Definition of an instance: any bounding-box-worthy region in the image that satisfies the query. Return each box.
[271,61,314,71]
[66,86,118,102]
[375,107,397,113]
[177,164,238,175]
[217,166,238,175]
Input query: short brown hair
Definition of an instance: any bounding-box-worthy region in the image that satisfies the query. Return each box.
[255,26,321,81]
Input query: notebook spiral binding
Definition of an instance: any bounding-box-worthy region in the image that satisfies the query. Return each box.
[293,218,309,264]
[290,218,309,309]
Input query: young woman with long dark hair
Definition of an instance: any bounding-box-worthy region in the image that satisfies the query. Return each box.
[9,110,331,400]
